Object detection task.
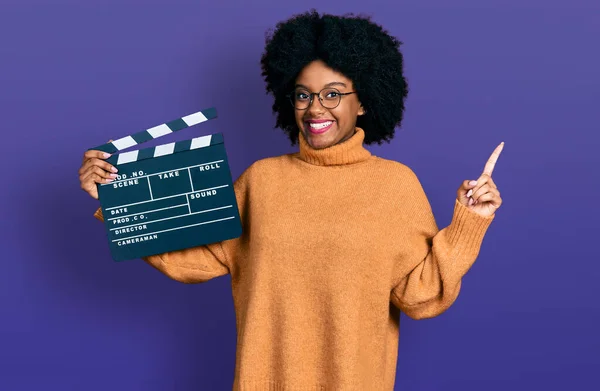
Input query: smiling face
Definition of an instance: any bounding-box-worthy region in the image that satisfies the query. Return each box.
[293,60,365,150]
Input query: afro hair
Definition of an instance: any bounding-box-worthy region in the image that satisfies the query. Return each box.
[260,9,408,146]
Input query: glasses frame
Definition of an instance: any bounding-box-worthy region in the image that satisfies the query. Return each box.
[287,87,357,110]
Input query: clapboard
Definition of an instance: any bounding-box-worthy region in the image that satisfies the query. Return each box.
[88,107,242,262]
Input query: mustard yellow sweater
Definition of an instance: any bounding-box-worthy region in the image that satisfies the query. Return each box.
[94,128,494,390]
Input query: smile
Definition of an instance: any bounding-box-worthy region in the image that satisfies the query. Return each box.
[306,120,334,134]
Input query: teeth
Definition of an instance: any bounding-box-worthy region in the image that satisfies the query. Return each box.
[308,121,332,129]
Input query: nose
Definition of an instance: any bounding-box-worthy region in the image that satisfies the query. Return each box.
[306,94,325,116]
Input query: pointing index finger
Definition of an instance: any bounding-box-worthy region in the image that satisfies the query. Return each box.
[482,142,504,176]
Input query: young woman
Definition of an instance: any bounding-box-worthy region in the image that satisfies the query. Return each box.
[79,10,503,390]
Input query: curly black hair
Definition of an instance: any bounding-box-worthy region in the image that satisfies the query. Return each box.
[260,9,408,145]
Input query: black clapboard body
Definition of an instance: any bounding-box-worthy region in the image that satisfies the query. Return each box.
[88,108,242,262]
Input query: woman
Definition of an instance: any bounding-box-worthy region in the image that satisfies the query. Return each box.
[79,10,503,391]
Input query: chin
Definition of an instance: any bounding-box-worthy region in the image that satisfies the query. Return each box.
[303,131,339,149]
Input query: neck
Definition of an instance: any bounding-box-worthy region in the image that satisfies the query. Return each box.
[297,127,372,166]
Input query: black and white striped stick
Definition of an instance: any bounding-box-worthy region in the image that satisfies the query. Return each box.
[88,107,219,165]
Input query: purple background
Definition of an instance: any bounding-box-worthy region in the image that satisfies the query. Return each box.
[1,0,598,390]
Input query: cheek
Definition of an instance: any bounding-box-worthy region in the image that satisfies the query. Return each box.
[332,106,352,125]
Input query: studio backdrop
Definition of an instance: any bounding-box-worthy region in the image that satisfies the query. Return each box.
[0,0,597,390]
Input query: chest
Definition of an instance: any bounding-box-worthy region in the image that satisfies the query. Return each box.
[245,178,412,284]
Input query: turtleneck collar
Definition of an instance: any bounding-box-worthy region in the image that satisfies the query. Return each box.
[296,127,372,166]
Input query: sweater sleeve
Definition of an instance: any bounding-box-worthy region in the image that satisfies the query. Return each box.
[93,166,250,284]
[390,171,495,320]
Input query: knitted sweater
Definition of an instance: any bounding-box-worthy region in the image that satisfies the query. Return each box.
[93,128,495,390]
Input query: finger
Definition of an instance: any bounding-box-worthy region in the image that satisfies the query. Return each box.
[459,179,476,196]
[469,173,490,199]
[79,159,116,177]
[482,142,504,177]
[463,179,479,190]
[473,188,500,206]
[80,172,113,200]
[476,191,502,209]
[82,139,114,162]
[83,149,112,163]
[80,173,109,200]
[461,178,479,194]
[81,166,116,184]
[79,157,118,176]
[472,184,493,202]
[80,176,102,200]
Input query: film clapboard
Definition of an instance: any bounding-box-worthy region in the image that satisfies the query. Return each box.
[88,108,242,262]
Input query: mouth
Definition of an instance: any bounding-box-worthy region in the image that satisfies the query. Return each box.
[304,120,334,135]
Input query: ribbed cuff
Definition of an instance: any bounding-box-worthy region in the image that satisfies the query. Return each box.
[236,380,325,391]
[445,199,494,252]
[93,207,104,222]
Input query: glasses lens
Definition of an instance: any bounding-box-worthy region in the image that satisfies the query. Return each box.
[292,89,311,109]
[320,88,341,109]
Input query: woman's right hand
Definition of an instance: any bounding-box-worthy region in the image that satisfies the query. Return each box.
[79,140,119,200]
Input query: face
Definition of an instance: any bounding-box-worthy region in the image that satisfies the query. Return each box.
[293,60,365,150]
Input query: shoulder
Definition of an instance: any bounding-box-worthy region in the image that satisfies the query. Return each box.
[367,156,430,199]
[233,154,291,186]
[238,154,289,175]
[371,156,422,182]
[370,156,434,217]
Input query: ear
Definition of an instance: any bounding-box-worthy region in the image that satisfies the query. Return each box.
[358,102,366,116]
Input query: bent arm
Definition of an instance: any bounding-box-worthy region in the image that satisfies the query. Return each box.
[93,167,250,284]
[391,181,494,320]
[94,208,231,283]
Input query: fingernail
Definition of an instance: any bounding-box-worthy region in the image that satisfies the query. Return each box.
[466,189,473,197]
[468,197,473,206]
[103,153,111,158]
[105,178,114,183]
[469,180,477,186]
[111,166,118,172]
[109,173,117,178]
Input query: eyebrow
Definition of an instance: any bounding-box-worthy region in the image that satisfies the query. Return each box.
[295,81,348,89]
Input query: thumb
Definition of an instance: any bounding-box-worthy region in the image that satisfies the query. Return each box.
[457,179,478,205]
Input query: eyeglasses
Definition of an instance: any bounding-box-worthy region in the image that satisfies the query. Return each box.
[287,87,357,110]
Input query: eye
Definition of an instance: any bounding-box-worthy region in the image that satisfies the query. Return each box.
[295,91,310,101]
[323,89,340,99]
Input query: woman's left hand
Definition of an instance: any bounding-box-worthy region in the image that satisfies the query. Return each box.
[457,142,504,217]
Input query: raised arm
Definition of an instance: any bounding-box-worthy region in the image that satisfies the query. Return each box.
[391,143,503,319]
[390,195,494,319]
[91,167,250,284]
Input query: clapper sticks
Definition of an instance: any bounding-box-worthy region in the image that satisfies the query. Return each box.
[88,108,242,262]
